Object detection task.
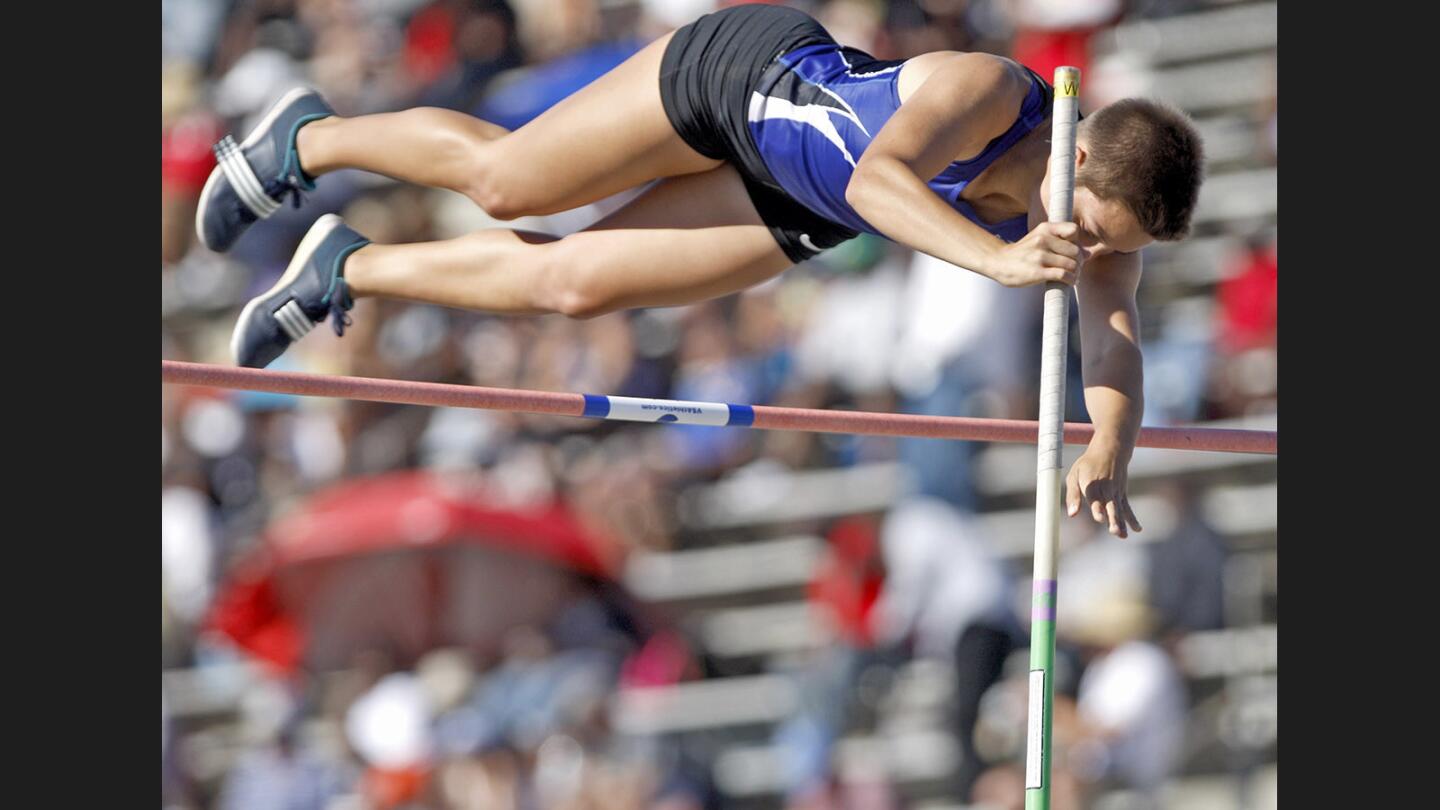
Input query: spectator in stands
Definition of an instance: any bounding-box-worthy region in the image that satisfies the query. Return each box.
[968,676,1086,810]
[875,497,1012,665]
[216,719,357,810]
[219,684,358,810]
[161,466,218,665]
[872,496,1020,800]
[892,249,1040,510]
[1146,477,1227,638]
[1216,234,1278,355]
[162,62,224,264]
[1141,306,1213,425]
[971,758,1085,810]
[969,762,1026,810]
[411,0,524,111]
[1006,0,1123,81]
[792,244,907,408]
[772,516,887,803]
[664,303,764,474]
[1068,587,1186,804]
[1210,233,1278,418]
[161,688,199,809]
[345,658,435,808]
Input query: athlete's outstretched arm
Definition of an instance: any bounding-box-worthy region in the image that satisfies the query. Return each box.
[1067,250,1145,538]
[845,53,1082,287]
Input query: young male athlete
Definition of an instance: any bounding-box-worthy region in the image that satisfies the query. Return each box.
[198,4,1204,538]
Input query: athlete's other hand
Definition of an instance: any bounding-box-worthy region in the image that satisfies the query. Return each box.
[985,222,1088,287]
[1065,443,1142,539]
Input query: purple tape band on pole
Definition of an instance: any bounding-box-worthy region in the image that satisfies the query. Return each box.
[1032,579,1057,622]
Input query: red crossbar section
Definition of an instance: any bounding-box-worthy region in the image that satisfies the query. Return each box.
[162,360,1277,455]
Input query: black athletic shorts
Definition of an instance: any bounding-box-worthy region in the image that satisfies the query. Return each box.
[659,4,861,264]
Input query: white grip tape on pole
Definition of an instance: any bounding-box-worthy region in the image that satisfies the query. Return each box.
[1036,287,1069,473]
[1032,467,1062,580]
[1048,68,1080,224]
[1037,67,1080,475]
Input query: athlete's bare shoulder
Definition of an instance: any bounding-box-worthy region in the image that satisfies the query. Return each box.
[887,51,1032,163]
[896,50,1030,109]
[862,50,1033,177]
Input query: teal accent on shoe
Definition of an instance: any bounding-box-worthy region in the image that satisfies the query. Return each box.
[322,239,370,306]
[280,113,333,189]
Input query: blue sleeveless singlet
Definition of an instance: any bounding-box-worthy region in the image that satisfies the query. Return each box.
[746,44,1052,243]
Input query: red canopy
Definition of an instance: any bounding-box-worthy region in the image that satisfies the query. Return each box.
[205,470,624,673]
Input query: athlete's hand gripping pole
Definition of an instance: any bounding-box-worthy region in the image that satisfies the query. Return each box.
[1025,65,1079,810]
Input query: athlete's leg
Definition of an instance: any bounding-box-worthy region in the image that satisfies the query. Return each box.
[342,164,792,318]
[294,32,721,220]
[295,109,512,191]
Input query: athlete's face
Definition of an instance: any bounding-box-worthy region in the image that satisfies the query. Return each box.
[1042,142,1154,257]
[1071,186,1152,257]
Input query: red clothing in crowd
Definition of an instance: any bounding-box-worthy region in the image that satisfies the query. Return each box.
[1217,241,1278,353]
[808,518,884,648]
[1012,28,1096,84]
[162,112,223,196]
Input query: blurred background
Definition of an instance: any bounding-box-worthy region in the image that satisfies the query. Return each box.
[161,1,1277,808]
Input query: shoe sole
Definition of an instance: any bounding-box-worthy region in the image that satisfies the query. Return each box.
[230,213,345,365]
[195,86,319,252]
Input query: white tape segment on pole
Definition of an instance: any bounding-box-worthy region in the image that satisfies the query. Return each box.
[1025,668,1047,788]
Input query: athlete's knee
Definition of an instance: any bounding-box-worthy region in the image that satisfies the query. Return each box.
[471,184,533,221]
[465,141,547,221]
[395,108,518,214]
[557,295,612,320]
[467,130,583,221]
[467,166,530,220]
[552,276,614,320]
[539,241,616,319]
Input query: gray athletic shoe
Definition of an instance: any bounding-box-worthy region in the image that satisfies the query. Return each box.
[196,87,335,252]
[230,215,369,369]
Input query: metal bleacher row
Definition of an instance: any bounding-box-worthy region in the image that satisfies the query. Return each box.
[616,409,1277,803]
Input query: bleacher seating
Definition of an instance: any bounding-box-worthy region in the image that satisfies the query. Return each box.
[1095,2,1277,67]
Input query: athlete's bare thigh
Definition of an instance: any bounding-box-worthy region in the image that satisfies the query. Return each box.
[484,31,722,217]
[544,163,793,315]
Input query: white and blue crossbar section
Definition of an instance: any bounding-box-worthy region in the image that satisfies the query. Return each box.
[582,395,756,427]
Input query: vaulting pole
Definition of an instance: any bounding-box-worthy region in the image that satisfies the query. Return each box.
[1025,65,1081,810]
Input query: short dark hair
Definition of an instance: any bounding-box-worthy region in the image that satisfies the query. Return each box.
[1077,99,1205,241]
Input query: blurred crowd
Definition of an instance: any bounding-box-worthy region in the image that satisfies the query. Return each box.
[162,1,1277,808]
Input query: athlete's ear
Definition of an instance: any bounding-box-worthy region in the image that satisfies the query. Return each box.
[1074,143,1088,170]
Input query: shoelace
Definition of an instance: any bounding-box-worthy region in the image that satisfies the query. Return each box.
[326,282,354,337]
[263,174,309,210]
